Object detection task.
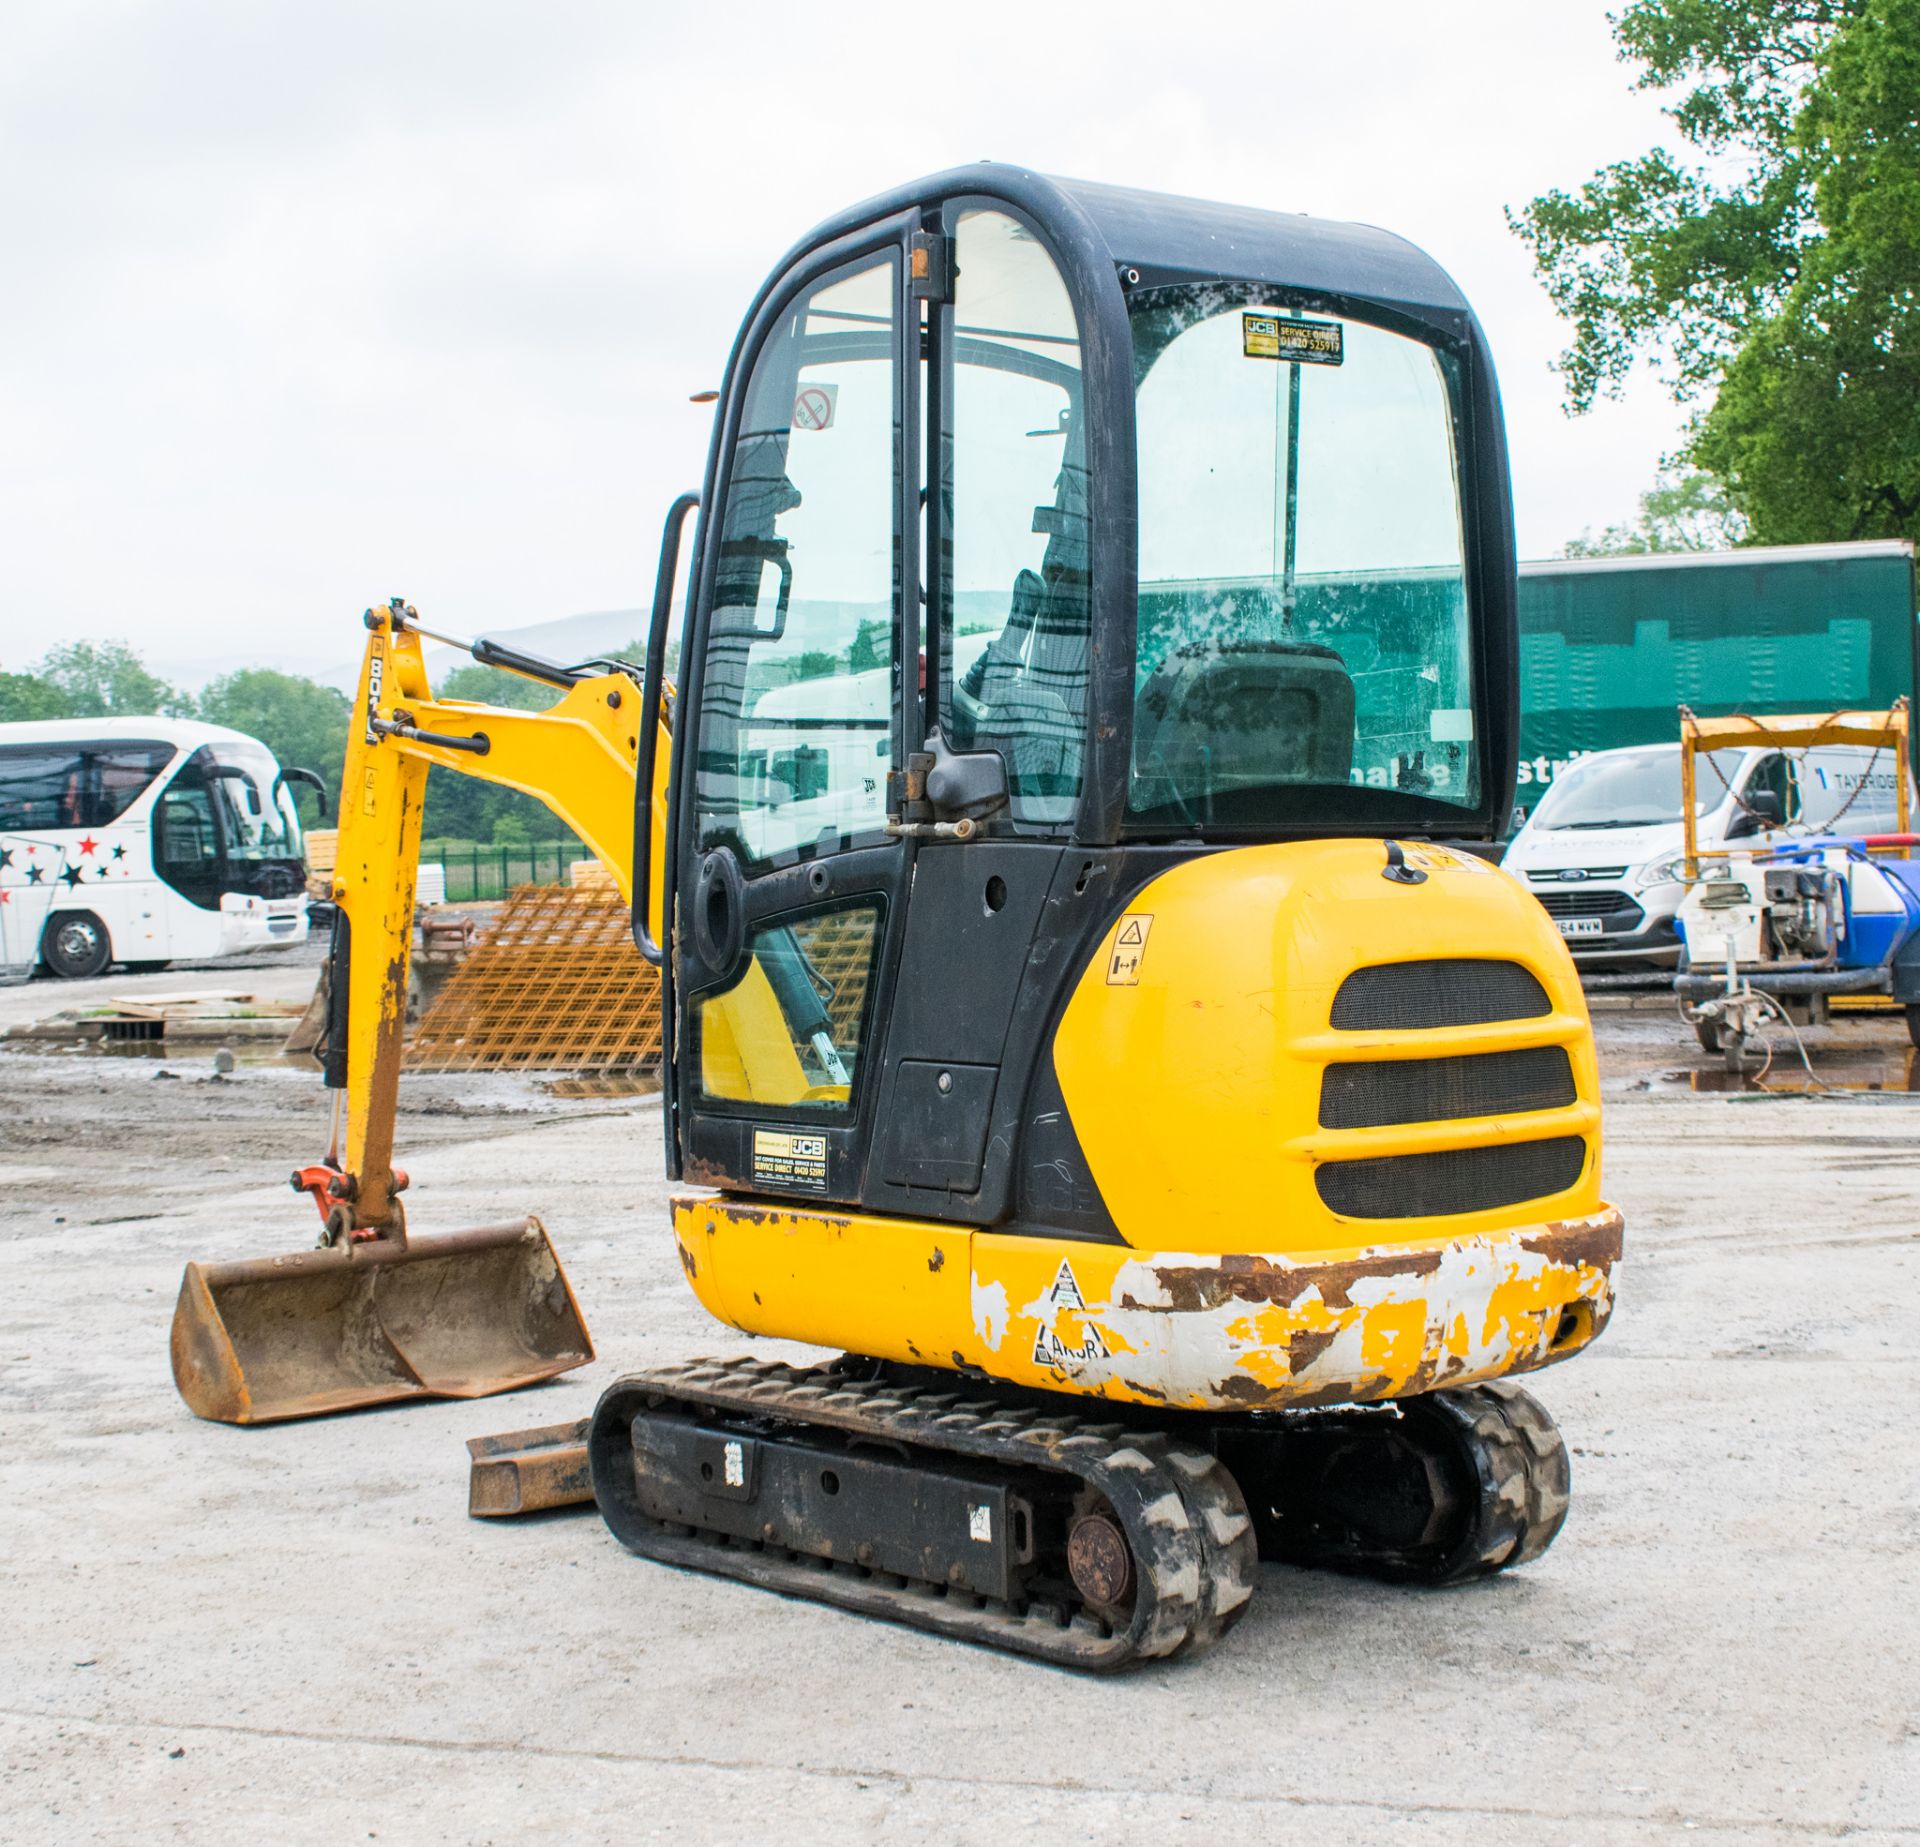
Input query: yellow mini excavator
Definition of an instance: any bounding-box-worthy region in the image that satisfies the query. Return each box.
[172,166,1621,1668]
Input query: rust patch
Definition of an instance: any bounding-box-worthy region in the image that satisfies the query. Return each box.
[1520,1209,1625,1273]
[1147,1246,1444,1314]
[710,1199,854,1234]
[927,1247,945,1273]
[1284,1326,1341,1375]
[676,1241,697,1280]
[1213,1374,1267,1406]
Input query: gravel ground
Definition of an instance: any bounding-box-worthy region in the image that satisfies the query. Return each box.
[1,992,1916,1844]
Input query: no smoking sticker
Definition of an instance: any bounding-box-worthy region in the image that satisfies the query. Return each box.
[1106,913,1153,985]
[792,383,838,432]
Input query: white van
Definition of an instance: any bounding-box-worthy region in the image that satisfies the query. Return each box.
[1501,741,1907,971]
[0,716,322,979]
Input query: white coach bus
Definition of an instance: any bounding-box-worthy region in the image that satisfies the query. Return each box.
[0,717,325,980]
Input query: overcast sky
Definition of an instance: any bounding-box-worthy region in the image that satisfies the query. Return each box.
[0,1,1689,687]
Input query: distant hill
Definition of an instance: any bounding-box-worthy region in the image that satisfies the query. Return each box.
[313,606,649,691]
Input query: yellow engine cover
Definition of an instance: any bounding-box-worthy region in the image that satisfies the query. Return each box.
[676,838,1622,1413]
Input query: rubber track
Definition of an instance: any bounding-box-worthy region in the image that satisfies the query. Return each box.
[589,1358,1258,1671]
[1416,1380,1572,1585]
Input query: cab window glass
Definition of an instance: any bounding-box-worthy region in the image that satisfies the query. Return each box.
[696,904,881,1112]
[696,256,898,868]
[1129,292,1477,826]
[941,210,1087,827]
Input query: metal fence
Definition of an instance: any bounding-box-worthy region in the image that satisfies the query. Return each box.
[419,840,583,902]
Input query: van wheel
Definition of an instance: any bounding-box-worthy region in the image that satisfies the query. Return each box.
[43,911,112,980]
[1906,1005,1920,1052]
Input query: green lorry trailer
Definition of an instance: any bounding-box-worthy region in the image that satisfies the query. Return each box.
[1516,539,1918,815]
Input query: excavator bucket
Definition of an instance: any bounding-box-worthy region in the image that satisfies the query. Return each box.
[169,1216,592,1425]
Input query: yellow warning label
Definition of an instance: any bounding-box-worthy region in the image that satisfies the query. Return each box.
[1404,845,1491,876]
[361,768,378,817]
[1106,913,1154,985]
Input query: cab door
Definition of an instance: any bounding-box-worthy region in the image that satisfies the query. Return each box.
[669,218,919,1201]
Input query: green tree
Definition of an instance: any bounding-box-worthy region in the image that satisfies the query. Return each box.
[196,669,352,823]
[1510,0,1920,544]
[1563,468,1751,556]
[422,658,594,846]
[35,639,189,717]
[0,671,75,721]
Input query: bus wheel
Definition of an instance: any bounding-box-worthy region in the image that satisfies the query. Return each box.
[43,911,112,980]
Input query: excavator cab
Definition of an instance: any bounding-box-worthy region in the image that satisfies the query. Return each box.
[581,170,1618,1662]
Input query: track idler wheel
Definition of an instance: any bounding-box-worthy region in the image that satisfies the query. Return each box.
[1225,1381,1572,1587]
[1066,1505,1135,1611]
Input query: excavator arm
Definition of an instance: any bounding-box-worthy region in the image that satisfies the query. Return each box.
[168,598,664,1424]
[325,599,662,1238]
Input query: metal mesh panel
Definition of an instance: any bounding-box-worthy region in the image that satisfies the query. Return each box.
[1319,1046,1577,1130]
[409,885,663,1074]
[1330,959,1550,1031]
[1314,1136,1587,1219]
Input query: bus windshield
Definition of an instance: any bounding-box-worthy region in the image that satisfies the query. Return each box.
[195,743,304,860]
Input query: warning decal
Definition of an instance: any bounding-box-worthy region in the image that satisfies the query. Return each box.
[752,1127,828,1192]
[1045,1259,1084,1311]
[1032,1257,1107,1368]
[1033,1320,1111,1367]
[1106,913,1154,985]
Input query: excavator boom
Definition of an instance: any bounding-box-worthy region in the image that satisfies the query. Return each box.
[170,603,660,1423]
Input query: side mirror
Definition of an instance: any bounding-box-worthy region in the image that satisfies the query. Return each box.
[278,767,330,821]
[1728,790,1785,838]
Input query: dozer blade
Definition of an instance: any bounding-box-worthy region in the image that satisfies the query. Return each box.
[466,1417,593,1516]
[169,1215,593,1425]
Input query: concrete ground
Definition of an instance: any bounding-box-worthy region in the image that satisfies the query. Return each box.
[2,978,1917,1843]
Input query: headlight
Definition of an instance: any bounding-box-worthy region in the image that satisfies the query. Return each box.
[1635,855,1690,891]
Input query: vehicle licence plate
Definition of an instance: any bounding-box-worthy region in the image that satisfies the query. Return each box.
[1555,916,1605,938]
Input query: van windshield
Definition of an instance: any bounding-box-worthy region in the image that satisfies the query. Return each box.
[1533,751,1741,830]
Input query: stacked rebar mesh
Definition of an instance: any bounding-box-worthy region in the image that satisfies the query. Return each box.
[409,884,663,1073]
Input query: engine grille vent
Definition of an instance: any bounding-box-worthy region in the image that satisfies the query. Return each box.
[1330,960,1551,1032]
[1319,1046,1577,1130]
[1315,1136,1587,1219]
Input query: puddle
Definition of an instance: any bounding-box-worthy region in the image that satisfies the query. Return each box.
[1,1036,301,1067]
[1688,1048,1920,1096]
[542,1075,661,1099]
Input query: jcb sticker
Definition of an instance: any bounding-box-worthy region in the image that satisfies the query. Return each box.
[1106,913,1154,985]
[1242,312,1343,366]
[752,1127,827,1192]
